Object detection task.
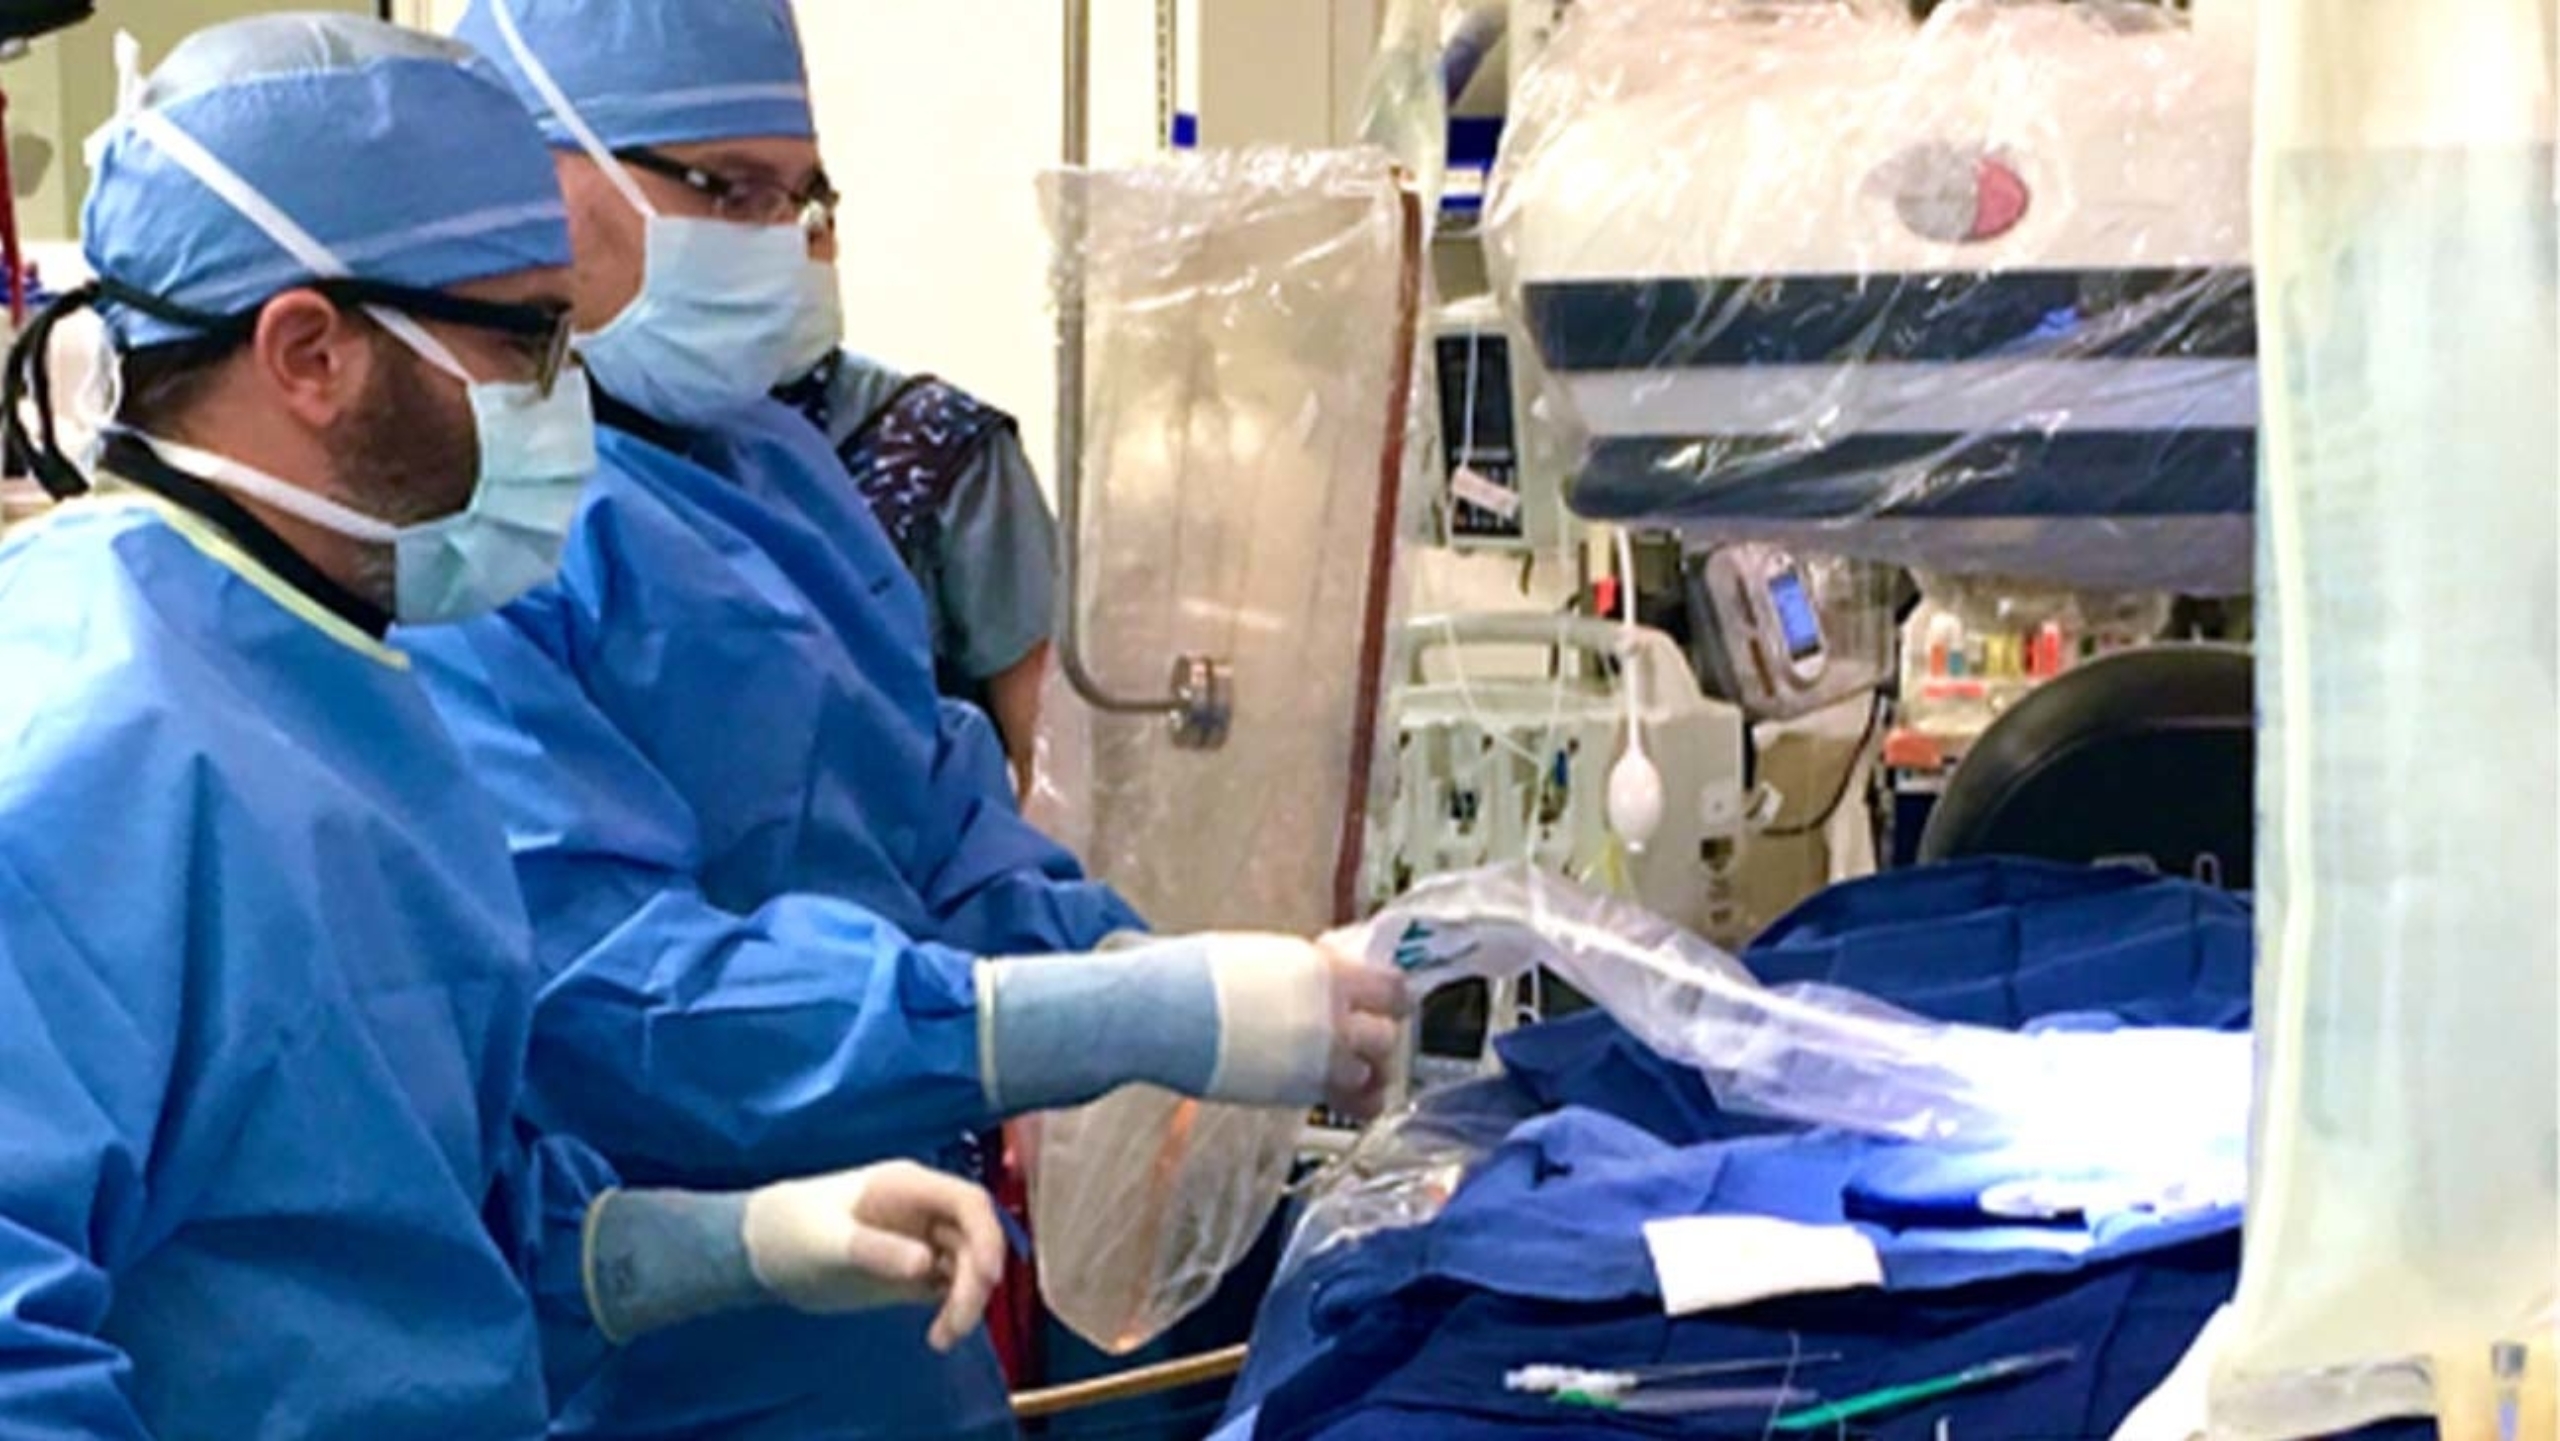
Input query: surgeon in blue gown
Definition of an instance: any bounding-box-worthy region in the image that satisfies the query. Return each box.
[0,17,1007,1439]
[415,2,1410,1436]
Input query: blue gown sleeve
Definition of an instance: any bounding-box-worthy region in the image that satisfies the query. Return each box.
[700,394,1143,961]
[408,604,1004,1187]
[0,861,168,1440]
[917,696,1147,960]
[486,1124,619,1403]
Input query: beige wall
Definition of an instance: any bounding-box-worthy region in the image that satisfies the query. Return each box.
[3,36,70,239]
[792,1,1376,495]
[1192,0,1379,149]
[6,0,376,239]
[795,1,1106,489]
[404,0,466,29]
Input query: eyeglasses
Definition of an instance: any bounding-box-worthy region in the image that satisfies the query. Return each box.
[613,146,840,236]
[313,278,578,397]
[92,275,578,397]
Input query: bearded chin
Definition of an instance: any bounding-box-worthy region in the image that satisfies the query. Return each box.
[346,543,401,616]
[324,343,481,612]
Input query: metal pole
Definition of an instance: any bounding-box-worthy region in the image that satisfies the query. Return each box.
[1055,0,1090,607]
[1051,0,1229,744]
[1061,0,1090,168]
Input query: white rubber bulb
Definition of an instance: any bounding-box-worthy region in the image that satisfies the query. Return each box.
[1608,524,1666,853]
[1608,735,1665,854]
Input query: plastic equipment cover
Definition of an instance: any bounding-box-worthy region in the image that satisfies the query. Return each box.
[2210,1,2560,1435]
[1485,0,2257,594]
[1299,863,2249,1282]
[1359,0,1509,221]
[1022,148,1426,1354]
[1027,146,1420,938]
[1356,0,1450,217]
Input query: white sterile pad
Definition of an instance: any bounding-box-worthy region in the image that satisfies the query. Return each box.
[1643,1215,1885,1317]
[1204,936,1332,1106]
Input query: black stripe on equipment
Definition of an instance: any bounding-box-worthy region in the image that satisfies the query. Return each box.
[1523,267,2256,373]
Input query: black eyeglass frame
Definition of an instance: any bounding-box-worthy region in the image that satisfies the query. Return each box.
[100,275,578,397]
[613,145,839,235]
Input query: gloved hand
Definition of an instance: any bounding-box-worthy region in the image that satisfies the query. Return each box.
[1196,935,1409,1121]
[977,932,1414,1119]
[580,1162,1007,1352]
[1332,950,1411,1118]
[744,1160,1008,1353]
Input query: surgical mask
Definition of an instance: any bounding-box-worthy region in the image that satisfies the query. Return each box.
[129,339,596,625]
[577,215,814,425]
[781,259,846,381]
[483,0,817,427]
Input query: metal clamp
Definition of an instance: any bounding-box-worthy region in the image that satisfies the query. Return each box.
[1167,655,1233,749]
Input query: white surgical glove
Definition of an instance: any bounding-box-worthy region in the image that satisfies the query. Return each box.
[581,1161,1007,1353]
[977,932,1413,1119]
[1202,936,1408,1120]
[1328,947,1412,1118]
[743,1161,1008,1353]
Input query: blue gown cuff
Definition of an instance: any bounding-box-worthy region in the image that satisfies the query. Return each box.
[976,939,1222,1112]
[582,1189,766,1345]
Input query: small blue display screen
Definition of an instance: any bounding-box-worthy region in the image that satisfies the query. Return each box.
[1768,571,1824,660]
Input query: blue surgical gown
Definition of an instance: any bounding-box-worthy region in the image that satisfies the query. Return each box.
[403,399,1143,1439]
[0,494,606,1441]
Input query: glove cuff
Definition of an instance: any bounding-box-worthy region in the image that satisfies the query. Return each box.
[1198,935,1334,1105]
[976,940,1219,1112]
[580,1188,762,1346]
[976,935,1333,1114]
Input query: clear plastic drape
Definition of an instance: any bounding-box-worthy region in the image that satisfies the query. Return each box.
[1342,863,2248,1164]
[1028,148,1421,938]
[2212,3,2560,1435]
[1283,861,2249,1281]
[1021,148,1425,1355]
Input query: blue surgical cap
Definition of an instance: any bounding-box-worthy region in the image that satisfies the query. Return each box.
[454,0,814,152]
[85,14,571,348]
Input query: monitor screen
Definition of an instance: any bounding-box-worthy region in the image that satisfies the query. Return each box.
[1434,332,1516,460]
[1768,571,1824,660]
[1433,330,1520,539]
